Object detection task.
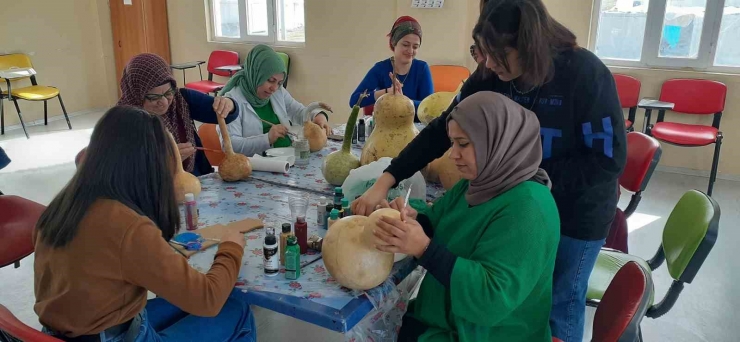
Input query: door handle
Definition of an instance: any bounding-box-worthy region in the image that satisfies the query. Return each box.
[118,40,122,48]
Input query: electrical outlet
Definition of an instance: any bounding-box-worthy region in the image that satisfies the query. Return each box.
[411,0,444,8]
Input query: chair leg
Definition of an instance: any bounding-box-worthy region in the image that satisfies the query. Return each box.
[708,136,722,197]
[58,95,72,130]
[12,100,29,139]
[44,100,48,125]
[1,97,4,135]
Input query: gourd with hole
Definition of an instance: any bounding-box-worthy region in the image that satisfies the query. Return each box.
[166,132,201,202]
[322,91,369,186]
[322,208,399,290]
[217,115,252,182]
[302,102,330,152]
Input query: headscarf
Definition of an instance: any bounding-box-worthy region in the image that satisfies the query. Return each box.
[118,53,196,172]
[218,44,286,108]
[448,91,551,206]
[387,16,422,50]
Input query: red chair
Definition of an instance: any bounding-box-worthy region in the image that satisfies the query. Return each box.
[620,132,662,218]
[613,74,641,132]
[173,50,240,95]
[554,262,652,342]
[0,304,62,341]
[644,79,726,196]
[363,105,374,116]
[0,195,45,268]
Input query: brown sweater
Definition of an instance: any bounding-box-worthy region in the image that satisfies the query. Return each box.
[33,199,244,337]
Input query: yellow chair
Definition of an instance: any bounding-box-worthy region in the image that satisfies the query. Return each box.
[0,54,71,139]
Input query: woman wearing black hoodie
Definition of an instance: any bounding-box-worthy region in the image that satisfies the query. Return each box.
[352,1,626,341]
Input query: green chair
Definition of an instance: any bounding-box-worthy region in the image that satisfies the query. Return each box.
[276,52,290,89]
[587,189,720,319]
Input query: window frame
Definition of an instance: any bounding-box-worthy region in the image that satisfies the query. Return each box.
[205,0,305,47]
[589,0,738,73]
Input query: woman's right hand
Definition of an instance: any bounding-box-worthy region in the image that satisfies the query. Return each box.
[221,230,246,249]
[352,173,396,216]
[268,124,289,144]
[388,197,418,221]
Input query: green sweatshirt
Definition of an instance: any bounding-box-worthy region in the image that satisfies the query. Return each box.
[410,180,560,342]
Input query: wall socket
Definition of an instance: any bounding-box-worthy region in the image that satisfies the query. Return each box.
[411,0,444,8]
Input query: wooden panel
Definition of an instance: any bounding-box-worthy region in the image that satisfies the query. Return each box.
[110,0,146,91]
[142,0,171,64]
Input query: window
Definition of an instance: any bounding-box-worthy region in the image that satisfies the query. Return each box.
[208,0,305,45]
[590,0,740,71]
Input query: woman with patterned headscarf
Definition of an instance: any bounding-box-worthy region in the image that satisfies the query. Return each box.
[349,16,434,120]
[116,53,239,176]
[219,44,332,158]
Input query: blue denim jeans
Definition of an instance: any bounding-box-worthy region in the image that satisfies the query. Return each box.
[46,289,256,342]
[550,235,605,342]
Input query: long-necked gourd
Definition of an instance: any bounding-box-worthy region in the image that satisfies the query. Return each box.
[217,115,252,182]
[167,132,201,202]
[321,91,369,186]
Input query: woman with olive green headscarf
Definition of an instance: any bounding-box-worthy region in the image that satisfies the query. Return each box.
[219,44,332,157]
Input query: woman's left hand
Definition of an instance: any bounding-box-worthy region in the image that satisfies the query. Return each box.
[213,96,235,118]
[374,216,431,259]
[313,113,333,136]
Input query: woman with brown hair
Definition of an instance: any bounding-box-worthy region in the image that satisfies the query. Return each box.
[34,106,255,341]
[352,1,627,341]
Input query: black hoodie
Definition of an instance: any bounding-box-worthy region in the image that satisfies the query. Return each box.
[386,48,627,241]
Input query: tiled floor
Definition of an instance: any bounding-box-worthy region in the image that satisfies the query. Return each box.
[2,112,738,341]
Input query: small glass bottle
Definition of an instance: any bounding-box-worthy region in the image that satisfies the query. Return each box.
[328,209,340,229]
[184,193,198,231]
[263,228,279,277]
[294,138,310,166]
[324,203,334,230]
[317,196,327,226]
[279,223,291,266]
[341,198,351,217]
[358,119,366,142]
[285,235,301,280]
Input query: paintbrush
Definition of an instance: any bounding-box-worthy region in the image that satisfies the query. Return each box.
[194,147,224,153]
[259,118,298,138]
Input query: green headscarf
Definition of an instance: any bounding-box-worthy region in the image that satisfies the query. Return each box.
[219,44,286,108]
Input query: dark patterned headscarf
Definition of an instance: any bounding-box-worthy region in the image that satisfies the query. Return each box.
[118,53,196,172]
[387,16,422,50]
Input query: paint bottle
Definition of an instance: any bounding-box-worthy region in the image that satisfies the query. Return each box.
[184,193,198,231]
[284,235,301,280]
[341,198,351,216]
[324,203,334,229]
[279,223,292,266]
[352,123,358,144]
[295,216,308,254]
[334,187,343,206]
[317,196,328,226]
[328,209,340,229]
[263,228,279,276]
[358,119,366,142]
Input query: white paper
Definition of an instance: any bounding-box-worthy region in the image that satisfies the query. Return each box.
[252,154,295,166]
[249,157,290,173]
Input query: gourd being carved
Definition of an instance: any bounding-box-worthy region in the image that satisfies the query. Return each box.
[321,91,368,186]
[167,132,201,203]
[217,115,252,182]
[360,62,417,166]
[302,102,330,152]
[322,208,399,290]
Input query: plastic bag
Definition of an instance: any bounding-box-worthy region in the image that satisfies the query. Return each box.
[342,157,427,202]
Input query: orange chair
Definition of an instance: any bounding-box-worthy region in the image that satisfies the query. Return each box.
[0,195,45,269]
[0,304,62,341]
[613,74,641,132]
[0,54,72,139]
[198,123,224,167]
[429,65,470,92]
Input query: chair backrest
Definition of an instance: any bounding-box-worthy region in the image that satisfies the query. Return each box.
[0,195,45,268]
[592,261,653,342]
[659,79,727,115]
[620,132,662,193]
[0,304,62,342]
[429,65,470,92]
[613,74,641,109]
[276,52,290,88]
[197,123,224,167]
[662,190,719,283]
[207,50,240,77]
[0,54,34,83]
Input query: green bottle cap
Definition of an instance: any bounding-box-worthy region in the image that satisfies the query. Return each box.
[341,198,349,207]
[335,187,343,194]
[330,209,339,219]
[287,235,298,245]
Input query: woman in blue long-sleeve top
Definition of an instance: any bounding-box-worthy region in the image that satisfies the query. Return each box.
[349,16,434,121]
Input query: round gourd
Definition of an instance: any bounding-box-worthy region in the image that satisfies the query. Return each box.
[217,115,252,182]
[360,93,417,165]
[166,132,201,202]
[303,121,327,152]
[322,212,396,290]
[422,149,462,190]
[418,92,456,125]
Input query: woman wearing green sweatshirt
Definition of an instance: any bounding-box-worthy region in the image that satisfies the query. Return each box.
[375,91,560,342]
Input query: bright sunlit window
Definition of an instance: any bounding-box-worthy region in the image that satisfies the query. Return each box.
[590,0,740,72]
[208,0,305,46]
